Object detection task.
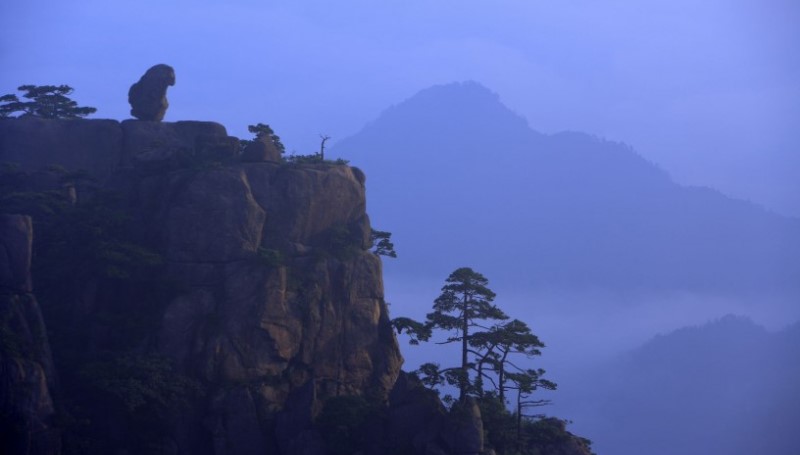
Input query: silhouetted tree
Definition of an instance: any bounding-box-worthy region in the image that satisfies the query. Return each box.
[425,267,508,401]
[0,85,96,119]
[508,368,556,452]
[319,134,331,160]
[471,319,546,403]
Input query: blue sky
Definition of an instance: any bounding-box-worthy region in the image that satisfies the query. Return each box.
[1,0,798,215]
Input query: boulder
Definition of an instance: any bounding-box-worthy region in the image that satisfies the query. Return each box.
[128,64,176,121]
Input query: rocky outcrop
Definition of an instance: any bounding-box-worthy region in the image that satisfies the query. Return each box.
[120,119,239,168]
[0,117,242,180]
[0,215,60,455]
[0,116,122,178]
[128,64,176,121]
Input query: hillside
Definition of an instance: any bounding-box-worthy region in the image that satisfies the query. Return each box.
[556,315,800,455]
[332,81,800,293]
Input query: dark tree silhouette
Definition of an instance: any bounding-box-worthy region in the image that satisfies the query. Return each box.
[0,85,96,119]
[239,123,285,154]
[370,229,397,258]
[471,319,546,403]
[425,267,508,401]
[319,134,331,160]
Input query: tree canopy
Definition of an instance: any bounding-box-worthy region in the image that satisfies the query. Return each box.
[0,85,96,119]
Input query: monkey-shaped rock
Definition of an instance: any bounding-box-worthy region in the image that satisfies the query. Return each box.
[128,64,176,121]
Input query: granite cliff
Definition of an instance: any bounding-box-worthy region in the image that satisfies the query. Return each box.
[0,115,592,455]
[1,116,402,453]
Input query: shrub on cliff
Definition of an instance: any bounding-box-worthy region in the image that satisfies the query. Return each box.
[370,229,397,258]
[239,123,285,154]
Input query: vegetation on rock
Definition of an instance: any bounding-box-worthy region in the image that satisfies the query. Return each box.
[370,229,397,258]
[394,267,574,454]
[239,122,286,154]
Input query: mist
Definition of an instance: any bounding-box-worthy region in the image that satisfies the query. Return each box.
[2,0,798,454]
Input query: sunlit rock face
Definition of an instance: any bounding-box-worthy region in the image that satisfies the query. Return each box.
[0,215,61,455]
[143,161,402,451]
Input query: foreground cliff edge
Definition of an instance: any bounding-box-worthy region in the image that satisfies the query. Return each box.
[0,115,592,455]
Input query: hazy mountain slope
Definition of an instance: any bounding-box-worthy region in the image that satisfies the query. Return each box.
[331,81,800,293]
[556,315,800,455]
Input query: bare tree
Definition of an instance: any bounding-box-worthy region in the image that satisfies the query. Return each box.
[319,134,331,160]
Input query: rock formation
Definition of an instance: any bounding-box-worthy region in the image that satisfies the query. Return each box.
[128,64,176,121]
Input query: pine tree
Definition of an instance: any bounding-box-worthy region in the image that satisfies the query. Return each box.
[0,85,96,119]
[426,267,508,401]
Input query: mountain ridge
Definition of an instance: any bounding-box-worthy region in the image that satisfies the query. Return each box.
[331,81,800,293]
[556,314,800,455]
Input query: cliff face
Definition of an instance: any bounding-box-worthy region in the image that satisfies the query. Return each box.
[0,215,61,455]
[143,162,402,453]
[0,117,402,454]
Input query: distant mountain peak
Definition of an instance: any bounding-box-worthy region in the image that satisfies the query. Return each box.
[401,80,502,104]
[341,80,537,154]
[642,314,767,356]
[332,82,800,293]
